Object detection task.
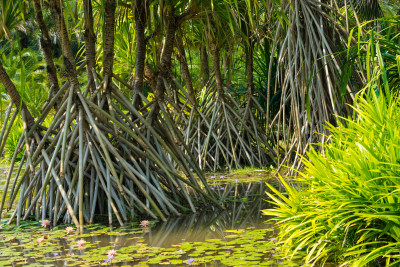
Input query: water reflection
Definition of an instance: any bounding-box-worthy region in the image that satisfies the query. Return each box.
[0,181,273,266]
[146,181,269,247]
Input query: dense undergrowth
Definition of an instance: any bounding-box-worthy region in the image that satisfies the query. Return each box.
[264,91,400,266]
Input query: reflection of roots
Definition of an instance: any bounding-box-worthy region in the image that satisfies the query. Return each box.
[146,181,266,247]
[1,77,220,227]
[184,83,276,171]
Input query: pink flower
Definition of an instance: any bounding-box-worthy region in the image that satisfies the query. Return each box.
[140,220,150,227]
[107,249,116,258]
[66,226,74,234]
[41,220,50,227]
[77,239,85,247]
[38,237,45,244]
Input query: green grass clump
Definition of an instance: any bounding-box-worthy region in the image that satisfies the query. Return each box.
[264,91,400,266]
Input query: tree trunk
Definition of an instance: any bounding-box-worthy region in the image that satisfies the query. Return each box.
[134,0,146,94]
[48,0,79,88]
[223,50,233,88]
[144,62,157,91]
[246,40,255,95]
[33,0,60,102]
[209,33,223,94]
[223,51,228,78]
[212,47,223,94]
[103,0,116,90]
[83,0,97,94]
[0,60,34,127]
[176,31,196,107]
[133,0,147,108]
[154,7,177,104]
[207,16,223,94]
[200,46,209,87]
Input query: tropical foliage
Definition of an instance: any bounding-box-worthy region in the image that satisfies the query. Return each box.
[0,3,399,262]
[265,88,400,266]
[262,3,400,261]
[264,16,400,262]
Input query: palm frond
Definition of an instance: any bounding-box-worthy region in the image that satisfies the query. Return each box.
[352,0,383,21]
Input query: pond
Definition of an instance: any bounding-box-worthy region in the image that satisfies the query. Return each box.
[0,172,294,266]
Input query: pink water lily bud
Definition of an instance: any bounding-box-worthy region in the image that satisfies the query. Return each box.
[66,226,74,234]
[38,237,45,244]
[77,239,85,247]
[140,220,150,227]
[41,220,50,227]
[107,249,116,258]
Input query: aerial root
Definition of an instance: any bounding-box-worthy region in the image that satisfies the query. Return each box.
[1,77,220,228]
[179,82,275,172]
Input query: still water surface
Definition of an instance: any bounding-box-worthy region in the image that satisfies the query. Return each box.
[0,181,280,266]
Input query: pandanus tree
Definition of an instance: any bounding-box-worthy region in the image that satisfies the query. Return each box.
[1,0,385,228]
[228,0,275,165]
[176,1,276,172]
[266,0,375,173]
[0,0,222,228]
